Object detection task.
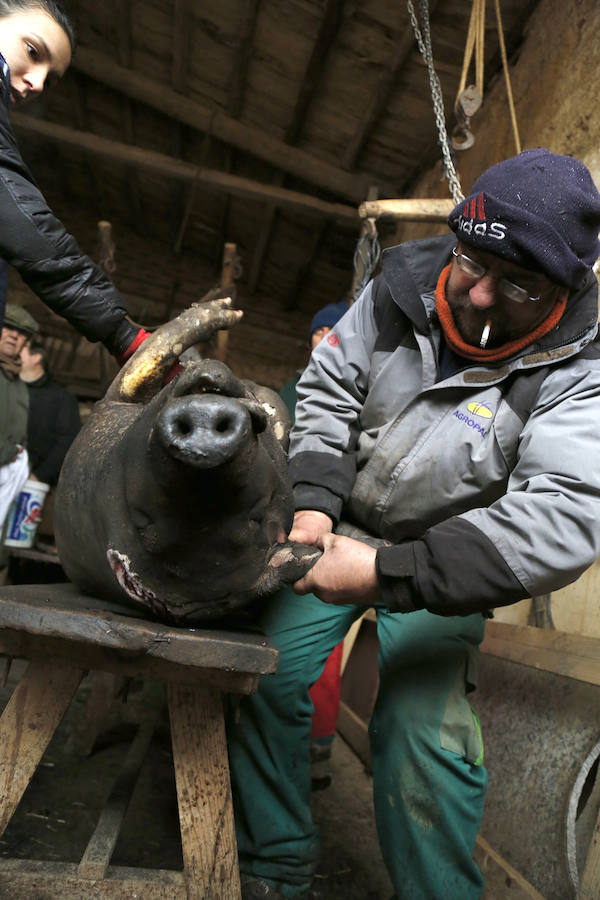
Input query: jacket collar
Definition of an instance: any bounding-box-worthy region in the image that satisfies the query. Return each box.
[382,233,599,363]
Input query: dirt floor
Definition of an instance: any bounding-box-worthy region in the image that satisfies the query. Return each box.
[0,663,394,899]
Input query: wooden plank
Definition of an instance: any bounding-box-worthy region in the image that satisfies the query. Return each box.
[0,659,84,838]
[0,630,261,694]
[168,683,241,899]
[481,621,600,686]
[0,584,278,677]
[12,114,359,225]
[64,671,120,756]
[336,700,372,772]
[474,836,545,899]
[0,859,186,898]
[70,48,396,203]
[78,716,158,880]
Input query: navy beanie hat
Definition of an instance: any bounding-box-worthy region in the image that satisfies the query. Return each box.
[309,300,349,341]
[448,148,600,289]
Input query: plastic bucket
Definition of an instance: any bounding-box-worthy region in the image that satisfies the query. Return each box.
[4,479,51,549]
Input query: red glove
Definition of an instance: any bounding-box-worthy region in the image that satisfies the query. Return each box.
[116,328,182,383]
[116,328,151,366]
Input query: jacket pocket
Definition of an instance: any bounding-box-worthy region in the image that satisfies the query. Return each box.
[439,646,484,766]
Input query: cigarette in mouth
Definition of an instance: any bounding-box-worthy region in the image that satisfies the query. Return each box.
[479,319,492,349]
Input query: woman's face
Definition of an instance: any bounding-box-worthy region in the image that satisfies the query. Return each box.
[0,9,71,105]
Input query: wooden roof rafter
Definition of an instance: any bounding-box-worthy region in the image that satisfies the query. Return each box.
[211,1,261,273]
[342,0,441,171]
[228,0,261,119]
[12,114,360,224]
[248,0,346,295]
[114,0,145,235]
[70,48,397,203]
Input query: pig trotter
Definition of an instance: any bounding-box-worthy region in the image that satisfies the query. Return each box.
[252,542,322,596]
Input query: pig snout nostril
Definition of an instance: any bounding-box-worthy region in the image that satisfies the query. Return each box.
[173,415,193,437]
[215,414,234,434]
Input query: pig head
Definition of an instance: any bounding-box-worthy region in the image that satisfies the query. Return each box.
[54,298,320,624]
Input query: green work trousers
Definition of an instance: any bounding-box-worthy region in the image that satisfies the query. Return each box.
[227,589,487,899]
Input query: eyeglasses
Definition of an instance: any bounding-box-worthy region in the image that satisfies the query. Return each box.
[452,247,543,304]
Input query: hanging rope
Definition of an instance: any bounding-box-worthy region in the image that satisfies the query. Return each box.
[452,0,521,155]
[494,0,521,154]
[451,0,485,150]
[351,218,381,301]
[407,0,464,204]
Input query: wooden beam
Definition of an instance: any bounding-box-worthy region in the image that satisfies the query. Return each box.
[12,114,359,224]
[286,219,330,310]
[359,197,454,222]
[171,0,190,93]
[481,621,600,686]
[285,0,345,145]
[247,171,284,294]
[0,860,187,897]
[342,0,440,170]
[114,0,145,234]
[229,0,260,119]
[70,47,394,203]
[473,837,545,899]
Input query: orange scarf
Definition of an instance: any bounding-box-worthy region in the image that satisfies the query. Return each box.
[435,263,567,362]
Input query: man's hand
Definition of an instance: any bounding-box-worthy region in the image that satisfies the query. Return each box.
[293,533,380,607]
[288,509,333,545]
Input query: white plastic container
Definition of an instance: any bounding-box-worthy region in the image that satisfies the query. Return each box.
[4,479,50,548]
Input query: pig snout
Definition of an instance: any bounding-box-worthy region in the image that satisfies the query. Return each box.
[157,395,253,468]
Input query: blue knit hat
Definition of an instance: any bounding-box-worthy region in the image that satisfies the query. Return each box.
[309,300,349,341]
[448,148,600,289]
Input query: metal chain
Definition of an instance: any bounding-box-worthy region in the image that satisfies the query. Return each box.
[352,223,381,301]
[407,0,464,204]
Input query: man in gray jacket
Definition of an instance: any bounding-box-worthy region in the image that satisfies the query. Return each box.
[231,149,600,900]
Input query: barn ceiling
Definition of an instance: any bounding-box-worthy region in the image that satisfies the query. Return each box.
[11,0,541,392]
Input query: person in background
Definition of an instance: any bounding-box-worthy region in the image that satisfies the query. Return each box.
[0,303,35,547]
[231,149,600,900]
[280,299,350,790]
[19,337,80,486]
[0,1,149,365]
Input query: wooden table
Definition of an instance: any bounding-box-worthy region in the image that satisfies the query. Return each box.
[0,583,278,899]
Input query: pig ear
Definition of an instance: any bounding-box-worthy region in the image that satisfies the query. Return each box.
[107,299,243,403]
[244,382,291,450]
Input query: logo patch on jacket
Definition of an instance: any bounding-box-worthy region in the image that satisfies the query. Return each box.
[466,401,493,419]
[453,399,496,438]
[326,333,339,347]
[456,192,506,242]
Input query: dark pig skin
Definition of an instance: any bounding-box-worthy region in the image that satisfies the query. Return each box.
[54,299,320,624]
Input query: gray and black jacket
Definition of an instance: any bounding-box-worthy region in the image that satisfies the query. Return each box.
[289,233,600,617]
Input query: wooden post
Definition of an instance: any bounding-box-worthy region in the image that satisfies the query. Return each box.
[216,243,237,363]
[168,683,241,899]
